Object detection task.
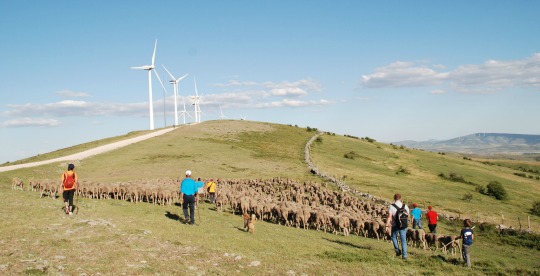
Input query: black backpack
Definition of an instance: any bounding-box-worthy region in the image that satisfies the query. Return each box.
[392,203,409,229]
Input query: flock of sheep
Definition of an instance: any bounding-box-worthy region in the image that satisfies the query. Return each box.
[11,175,461,255]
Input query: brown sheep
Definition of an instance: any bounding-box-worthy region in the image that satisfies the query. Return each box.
[12,177,24,191]
[425,233,438,251]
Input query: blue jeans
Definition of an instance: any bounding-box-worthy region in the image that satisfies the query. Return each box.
[413,219,422,229]
[391,226,408,259]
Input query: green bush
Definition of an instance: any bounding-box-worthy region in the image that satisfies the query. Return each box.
[344,151,358,160]
[395,166,410,175]
[532,201,540,216]
[475,184,486,194]
[486,181,508,200]
[462,192,473,202]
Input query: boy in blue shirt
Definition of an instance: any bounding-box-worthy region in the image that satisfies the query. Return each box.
[458,219,474,268]
[411,203,422,229]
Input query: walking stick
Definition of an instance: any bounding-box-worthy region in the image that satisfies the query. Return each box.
[197,201,202,225]
[75,188,79,215]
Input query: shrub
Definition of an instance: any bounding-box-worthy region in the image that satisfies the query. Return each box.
[364,137,376,143]
[532,201,540,216]
[475,184,486,194]
[462,192,473,202]
[315,137,323,143]
[486,181,508,200]
[395,166,410,175]
[344,151,358,160]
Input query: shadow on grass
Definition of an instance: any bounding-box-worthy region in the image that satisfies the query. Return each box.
[430,254,461,265]
[165,211,181,222]
[322,237,373,250]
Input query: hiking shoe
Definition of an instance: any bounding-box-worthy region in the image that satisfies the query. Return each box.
[396,250,402,257]
[183,218,190,224]
[69,212,73,216]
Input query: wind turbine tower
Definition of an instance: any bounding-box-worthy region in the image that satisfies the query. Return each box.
[162,65,188,126]
[192,78,202,123]
[131,39,165,130]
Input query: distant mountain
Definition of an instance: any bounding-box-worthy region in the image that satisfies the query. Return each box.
[395,133,540,155]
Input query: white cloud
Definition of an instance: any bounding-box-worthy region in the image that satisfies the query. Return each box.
[361,53,540,93]
[2,117,60,128]
[56,89,92,98]
[2,101,147,117]
[362,61,448,88]
[270,87,308,97]
[255,99,331,108]
[1,77,331,125]
[430,89,446,94]
[212,78,322,98]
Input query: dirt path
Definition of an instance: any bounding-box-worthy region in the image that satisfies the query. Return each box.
[0,127,176,173]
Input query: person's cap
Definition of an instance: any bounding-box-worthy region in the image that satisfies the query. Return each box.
[413,203,417,207]
[428,205,432,210]
[185,170,192,176]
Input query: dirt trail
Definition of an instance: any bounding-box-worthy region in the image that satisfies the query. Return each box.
[0,127,176,173]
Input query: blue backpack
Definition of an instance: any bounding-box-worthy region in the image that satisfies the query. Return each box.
[462,229,473,245]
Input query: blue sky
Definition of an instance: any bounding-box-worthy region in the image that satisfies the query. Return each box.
[1,1,539,163]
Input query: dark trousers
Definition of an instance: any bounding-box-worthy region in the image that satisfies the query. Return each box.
[63,190,75,207]
[428,223,437,233]
[182,194,195,224]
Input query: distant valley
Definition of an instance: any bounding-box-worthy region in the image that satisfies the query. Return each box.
[395,133,540,156]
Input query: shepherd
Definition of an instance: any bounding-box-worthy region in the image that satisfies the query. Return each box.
[180,170,204,225]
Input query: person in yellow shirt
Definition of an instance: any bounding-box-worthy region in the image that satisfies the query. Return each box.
[206,179,217,204]
[61,164,79,215]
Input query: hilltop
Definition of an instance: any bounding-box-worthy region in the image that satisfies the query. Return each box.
[1,120,539,275]
[396,133,540,156]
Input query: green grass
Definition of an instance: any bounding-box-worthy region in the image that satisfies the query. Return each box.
[1,120,539,275]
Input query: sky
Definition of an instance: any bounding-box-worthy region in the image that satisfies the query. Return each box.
[1,1,539,163]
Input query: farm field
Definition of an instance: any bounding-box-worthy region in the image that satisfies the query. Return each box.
[1,120,539,275]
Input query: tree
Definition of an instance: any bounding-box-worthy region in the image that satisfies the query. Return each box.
[486,181,508,200]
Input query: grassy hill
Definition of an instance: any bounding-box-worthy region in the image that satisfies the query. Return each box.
[1,120,539,275]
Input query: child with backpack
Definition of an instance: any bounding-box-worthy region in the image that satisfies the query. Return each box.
[61,164,78,215]
[457,219,474,268]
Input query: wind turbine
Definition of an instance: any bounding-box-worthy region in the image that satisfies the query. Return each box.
[178,96,192,124]
[192,78,202,123]
[219,105,228,120]
[162,65,188,126]
[130,39,166,130]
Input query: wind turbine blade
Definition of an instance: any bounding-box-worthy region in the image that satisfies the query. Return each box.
[153,69,167,94]
[131,66,146,70]
[161,65,175,80]
[151,39,157,66]
[177,74,189,82]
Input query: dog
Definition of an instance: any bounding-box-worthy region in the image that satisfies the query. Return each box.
[243,213,251,229]
[247,214,256,234]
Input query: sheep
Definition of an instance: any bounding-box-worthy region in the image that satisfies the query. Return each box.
[425,233,439,251]
[12,177,24,191]
[412,229,427,250]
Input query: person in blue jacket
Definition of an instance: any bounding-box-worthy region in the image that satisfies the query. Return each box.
[180,170,203,225]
